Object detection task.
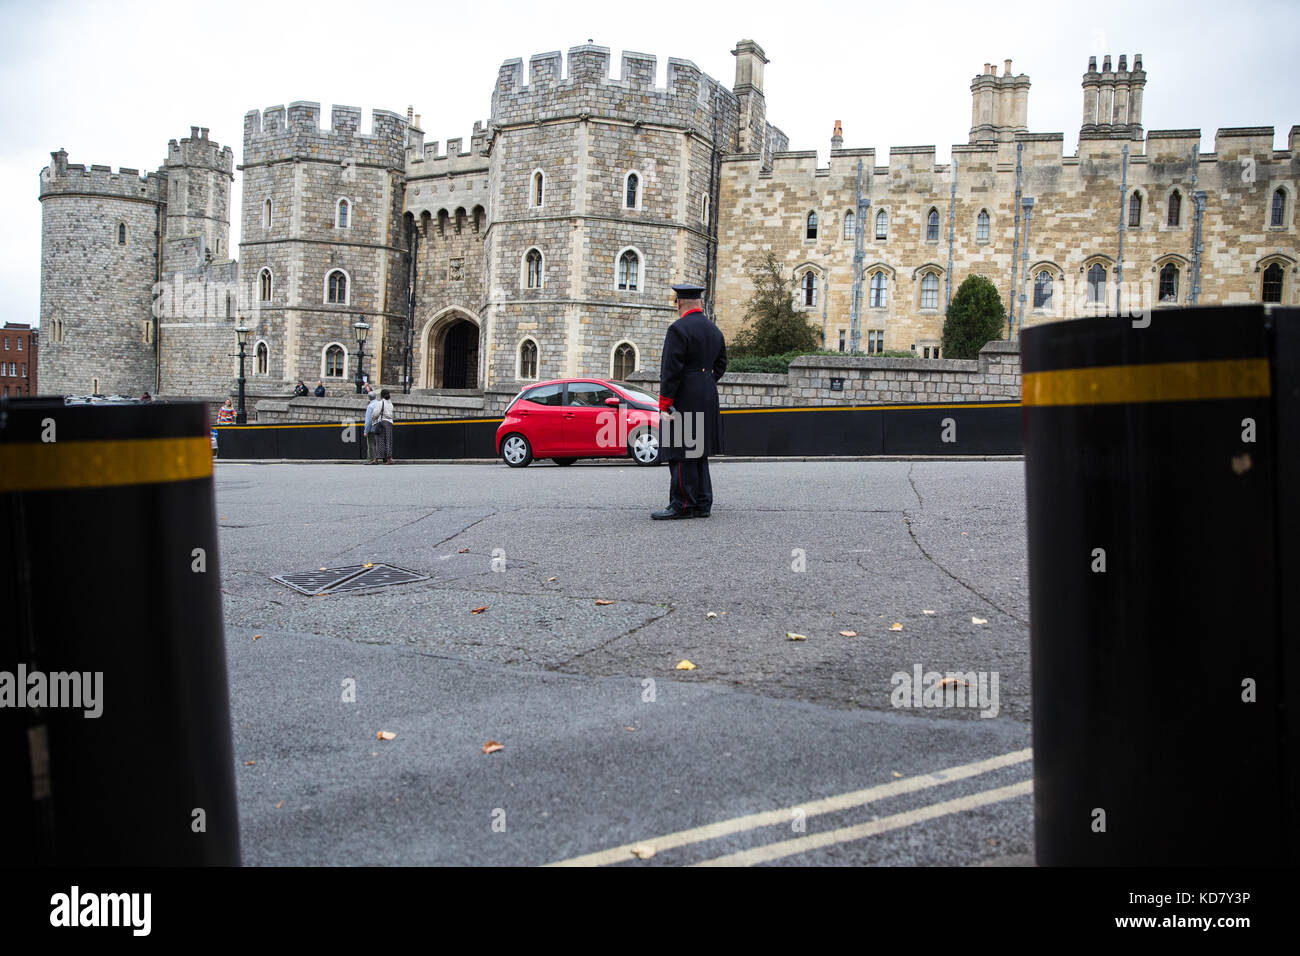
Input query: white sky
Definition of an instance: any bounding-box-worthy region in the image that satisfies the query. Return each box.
[3,0,1297,326]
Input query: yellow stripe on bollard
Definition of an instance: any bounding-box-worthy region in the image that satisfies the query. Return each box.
[0,437,213,492]
[1022,358,1271,407]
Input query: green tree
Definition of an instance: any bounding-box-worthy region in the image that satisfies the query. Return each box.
[733,252,823,356]
[942,275,1007,359]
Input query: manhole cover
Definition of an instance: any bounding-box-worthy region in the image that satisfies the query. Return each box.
[272,563,429,595]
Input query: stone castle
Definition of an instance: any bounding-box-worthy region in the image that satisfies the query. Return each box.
[38,41,1298,399]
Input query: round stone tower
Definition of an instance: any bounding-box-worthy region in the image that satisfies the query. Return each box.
[38,150,166,396]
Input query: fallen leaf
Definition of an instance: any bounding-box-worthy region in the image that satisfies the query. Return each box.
[937,677,970,688]
[377,730,397,741]
[458,548,470,554]
[675,659,697,670]
[252,634,262,641]
[630,844,656,860]
[471,605,489,615]
[923,610,936,615]
[319,567,328,571]
[960,532,968,536]
[972,617,988,625]
[985,837,1001,846]
[706,611,717,619]
[482,740,504,754]
[839,630,857,637]
[363,562,374,568]
[275,801,284,809]
[624,726,636,732]
[595,599,615,606]
[892,771,903,778]
[786,632,807,642]
[889,622,903,631]
[548,576,557,582]
[244,760,256,766]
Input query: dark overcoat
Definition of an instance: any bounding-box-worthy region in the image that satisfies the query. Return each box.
[658,307,727,461]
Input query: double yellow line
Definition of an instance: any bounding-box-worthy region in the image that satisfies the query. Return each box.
[546,747,1032,867]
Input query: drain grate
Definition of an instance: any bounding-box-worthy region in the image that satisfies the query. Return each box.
[271,563,429,596]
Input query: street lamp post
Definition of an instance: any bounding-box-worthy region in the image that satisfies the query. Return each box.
[235,324,250,425]
[354,318,370,394]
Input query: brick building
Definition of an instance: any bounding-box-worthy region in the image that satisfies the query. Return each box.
[2,323,37,397]
[37,41,1298,400]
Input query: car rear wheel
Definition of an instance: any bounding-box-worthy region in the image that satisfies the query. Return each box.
[629,428,661,466]
[551,458,576,466]
[501,433,533,468]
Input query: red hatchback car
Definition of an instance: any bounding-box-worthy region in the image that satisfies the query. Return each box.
[496,378,663,467]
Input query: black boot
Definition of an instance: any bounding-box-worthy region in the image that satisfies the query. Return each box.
[651,506,693,520]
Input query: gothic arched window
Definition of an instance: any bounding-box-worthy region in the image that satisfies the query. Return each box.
[1087,263,1107,304]
[1159,263,1180,302]
[801,271,818,307]
[1167,189,1182,227]
[1262,262,1284,303]
[926,208,940,241]
[1034,271,1054,310]
[920,273,939,310]
[617,250,640,291]
[525,249,543,289]
[612,342,636,380]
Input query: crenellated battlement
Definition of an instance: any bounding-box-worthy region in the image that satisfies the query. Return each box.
[242,102,407,168]
[724,123,1296,182]
[166,126,234,175]
[490,43,731,135]
[39,149,164,202]
[405,118,491,176]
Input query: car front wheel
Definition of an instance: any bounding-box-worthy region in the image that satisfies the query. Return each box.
[501,433,533,468]
[629,428,661,466]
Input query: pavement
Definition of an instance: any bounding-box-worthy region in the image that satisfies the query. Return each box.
[216,458,1035,866]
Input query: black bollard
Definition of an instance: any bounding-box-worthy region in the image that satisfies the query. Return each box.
[0,398,240,865]
[1022,304,1298,865]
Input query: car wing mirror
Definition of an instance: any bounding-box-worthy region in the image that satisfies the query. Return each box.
[604,396,621,406]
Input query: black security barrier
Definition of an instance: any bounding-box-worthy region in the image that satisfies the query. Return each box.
[1022,305,1298,866]
[0,398,240,864]
[215,402,1023,460]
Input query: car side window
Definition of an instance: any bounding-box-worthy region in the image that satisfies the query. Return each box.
[521,384,563,406]
[567,383,616,406]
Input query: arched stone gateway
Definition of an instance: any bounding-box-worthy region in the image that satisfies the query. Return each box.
[420,309,480,389]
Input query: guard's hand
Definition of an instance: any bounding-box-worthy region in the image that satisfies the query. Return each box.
[658,396,674,411]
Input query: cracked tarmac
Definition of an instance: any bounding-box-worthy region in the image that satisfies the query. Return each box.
[216,459,1036,865]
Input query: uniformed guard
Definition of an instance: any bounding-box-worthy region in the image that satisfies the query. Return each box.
[653,282,727,519]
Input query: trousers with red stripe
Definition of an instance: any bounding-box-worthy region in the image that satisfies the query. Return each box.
[668,456,712,513]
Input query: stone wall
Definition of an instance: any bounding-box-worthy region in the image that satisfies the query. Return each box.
[630,340,1020,407]
[256,340,1020,426]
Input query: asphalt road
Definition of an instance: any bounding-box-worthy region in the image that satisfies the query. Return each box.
[216,459,1034,866]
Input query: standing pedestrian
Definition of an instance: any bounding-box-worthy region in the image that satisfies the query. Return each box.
[376,389,396,464]
[364,391,382,464]
[653,282,727,519]
[294,379,309,397]
[216,398,236,424]
[314,380,326,397]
